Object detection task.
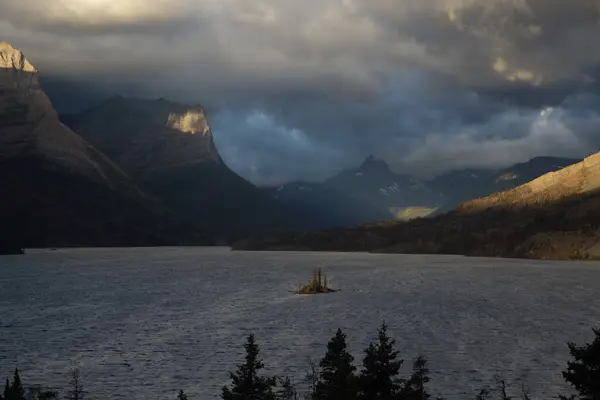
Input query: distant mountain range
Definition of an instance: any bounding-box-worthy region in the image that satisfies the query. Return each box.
[1,41,594,256]
[263,154,580,228]
[236,152,600,260]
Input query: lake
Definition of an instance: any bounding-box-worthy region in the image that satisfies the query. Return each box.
[1,248,599,399]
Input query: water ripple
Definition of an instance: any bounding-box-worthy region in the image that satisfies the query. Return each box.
[1,248,599,399]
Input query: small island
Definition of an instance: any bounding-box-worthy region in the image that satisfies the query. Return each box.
[297,268,337,294]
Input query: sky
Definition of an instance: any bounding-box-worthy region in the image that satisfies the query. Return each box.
[1,0,600,185]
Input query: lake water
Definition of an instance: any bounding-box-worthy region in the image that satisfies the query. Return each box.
[1,248,599,399]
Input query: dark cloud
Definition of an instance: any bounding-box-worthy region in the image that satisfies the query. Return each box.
[1,0,600,184]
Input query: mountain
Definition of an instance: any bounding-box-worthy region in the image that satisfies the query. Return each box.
[264,154,579,229]
[0,42,193,247]
[63,96,300,241]
[235,152,600,260]
[263,156,441,229]
[428,156,580,213]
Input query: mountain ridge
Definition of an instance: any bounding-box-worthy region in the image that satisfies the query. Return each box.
[236,152,600,260]
[264,154,581,229]
[63,95,305,240]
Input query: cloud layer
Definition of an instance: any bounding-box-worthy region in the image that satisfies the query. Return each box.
[2,0,600,184]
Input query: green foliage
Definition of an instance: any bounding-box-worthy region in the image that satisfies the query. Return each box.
[316,329,357,400]
[222,334,277,400]
[561,328,600,399]
[358,322,403,400]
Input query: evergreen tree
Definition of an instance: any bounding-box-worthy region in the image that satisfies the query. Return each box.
[475,389,490,400]
[4,378,9,400]
[400,357,430,400]
[274,377,298,400]
[177,390,188,400]
[315,329,357,400]
[7,369,25,400]
[222,334,277,400]
[358,322,403,400]
[561,328,600,400]
[304,359,320,400]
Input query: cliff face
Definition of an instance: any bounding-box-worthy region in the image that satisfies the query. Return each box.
[0,42,130,187]
[0,42,194,247]
[236,152,600,260]
[64,96,223,177]
[65,97,302,240]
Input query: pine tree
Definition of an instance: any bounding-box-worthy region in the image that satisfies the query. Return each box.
[222,334,277,400]
[274,377,298,400]
[561,328,600,399]
[177,390,188,400]
[475,389,490,400]
[305,358,320,400]
[358,322,403,400]
[400,357,430,400]
[3,378,9,400]
[316,329,357,400]
[8,369,25,400]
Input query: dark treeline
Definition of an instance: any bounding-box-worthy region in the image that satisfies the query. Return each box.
[3,324,600,400]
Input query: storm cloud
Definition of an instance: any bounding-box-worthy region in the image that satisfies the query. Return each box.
[2,0,600,184]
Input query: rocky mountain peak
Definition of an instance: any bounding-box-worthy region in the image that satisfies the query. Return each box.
[0,42,36,73]
[360,154,391,173]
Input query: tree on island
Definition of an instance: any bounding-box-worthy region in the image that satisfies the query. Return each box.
[298,268,335,294]
[222,334,277,400]
[358,322,403,400]
[561,328,600,400]
[316,329,357,400]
